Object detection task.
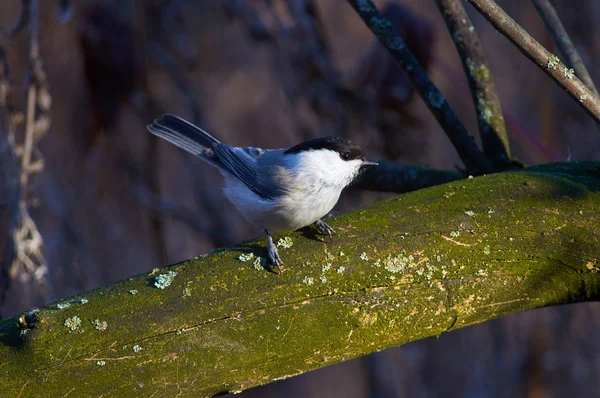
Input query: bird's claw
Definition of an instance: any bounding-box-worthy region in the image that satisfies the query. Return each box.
[314,219,335,242]
[266,232,285,273]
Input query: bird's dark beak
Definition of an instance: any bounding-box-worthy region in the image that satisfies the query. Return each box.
[360,159,378,168]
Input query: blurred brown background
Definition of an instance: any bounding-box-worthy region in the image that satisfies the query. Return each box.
[1,0,599,396]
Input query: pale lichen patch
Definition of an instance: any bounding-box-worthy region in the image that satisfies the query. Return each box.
[93,319,108,331]
[547,54,560,69]
[302,276,314,286]
[238,253,255,262]
[277,237,294,249]
[64,316,82,332]
[252,256,266,271]
[154,271,177,289]
[564,68,575,79]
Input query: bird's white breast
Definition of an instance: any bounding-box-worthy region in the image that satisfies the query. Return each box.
[221,148,361,233]
[222,174,343,233]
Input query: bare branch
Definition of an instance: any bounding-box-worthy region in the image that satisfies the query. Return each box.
[347,0,493,175]
[531,0,599,97]
[466,0,600,122]
[435,0,511,168]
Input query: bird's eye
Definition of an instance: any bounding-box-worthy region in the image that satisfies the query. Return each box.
[341,152,350,161]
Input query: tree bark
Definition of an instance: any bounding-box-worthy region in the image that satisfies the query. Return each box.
[1,162,600,397]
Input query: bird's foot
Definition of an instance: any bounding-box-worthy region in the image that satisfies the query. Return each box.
[314,219,335,242]
[266,231,284,272]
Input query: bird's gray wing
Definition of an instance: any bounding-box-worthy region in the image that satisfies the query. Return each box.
[213,144,277,199]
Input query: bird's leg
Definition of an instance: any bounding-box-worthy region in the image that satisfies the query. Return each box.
[314,219,335,241]
[265,230,284,272]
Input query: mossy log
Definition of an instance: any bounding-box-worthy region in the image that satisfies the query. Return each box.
[1,162,600,397]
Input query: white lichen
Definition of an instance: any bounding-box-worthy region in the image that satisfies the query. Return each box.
[96,360,106,366]
[464,210,475,217]
[64,316,82,332]
[337,266,346,274]
[320,276,328,284]
[93,319,108,331]
[302,276,314,286]
[252,256,266,271]
[277,237,294,249]
[547,54,560,69]
[56,302,70,310]
[133,345,143,353]
[129,289,138,295]
[384,254,410,274]
[238,252,255,262]
[79,298,89,305]
[154,271,177,289]
[360,252,369,261]
[564,68,575,79]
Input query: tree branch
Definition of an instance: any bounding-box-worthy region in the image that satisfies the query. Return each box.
[466,0,600,122]
[531,0,599,97]
[353,160,462,193]
[347,0,493,175]
[1,162,600,396]
[435,0,511,167]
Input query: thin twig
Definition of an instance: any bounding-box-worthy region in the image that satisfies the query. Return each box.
[352,160,462,193]
[466,0,600,122]
[531,0,599,97]
[8,0,53,300]
[19,0,38,190]
[435,0,512,168]
[347,0,493,175]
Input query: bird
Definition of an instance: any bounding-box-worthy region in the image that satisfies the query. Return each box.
[147,114,377,270]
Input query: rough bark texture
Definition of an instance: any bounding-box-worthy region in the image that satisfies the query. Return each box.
[1,162,600,397]
[435,0,511,166]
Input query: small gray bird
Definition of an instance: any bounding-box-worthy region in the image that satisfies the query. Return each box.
[147,114,377,270]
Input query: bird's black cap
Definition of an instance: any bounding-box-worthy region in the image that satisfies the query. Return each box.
[284,136,364,161]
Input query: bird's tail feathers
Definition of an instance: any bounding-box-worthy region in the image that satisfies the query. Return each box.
[147,114,220,156]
